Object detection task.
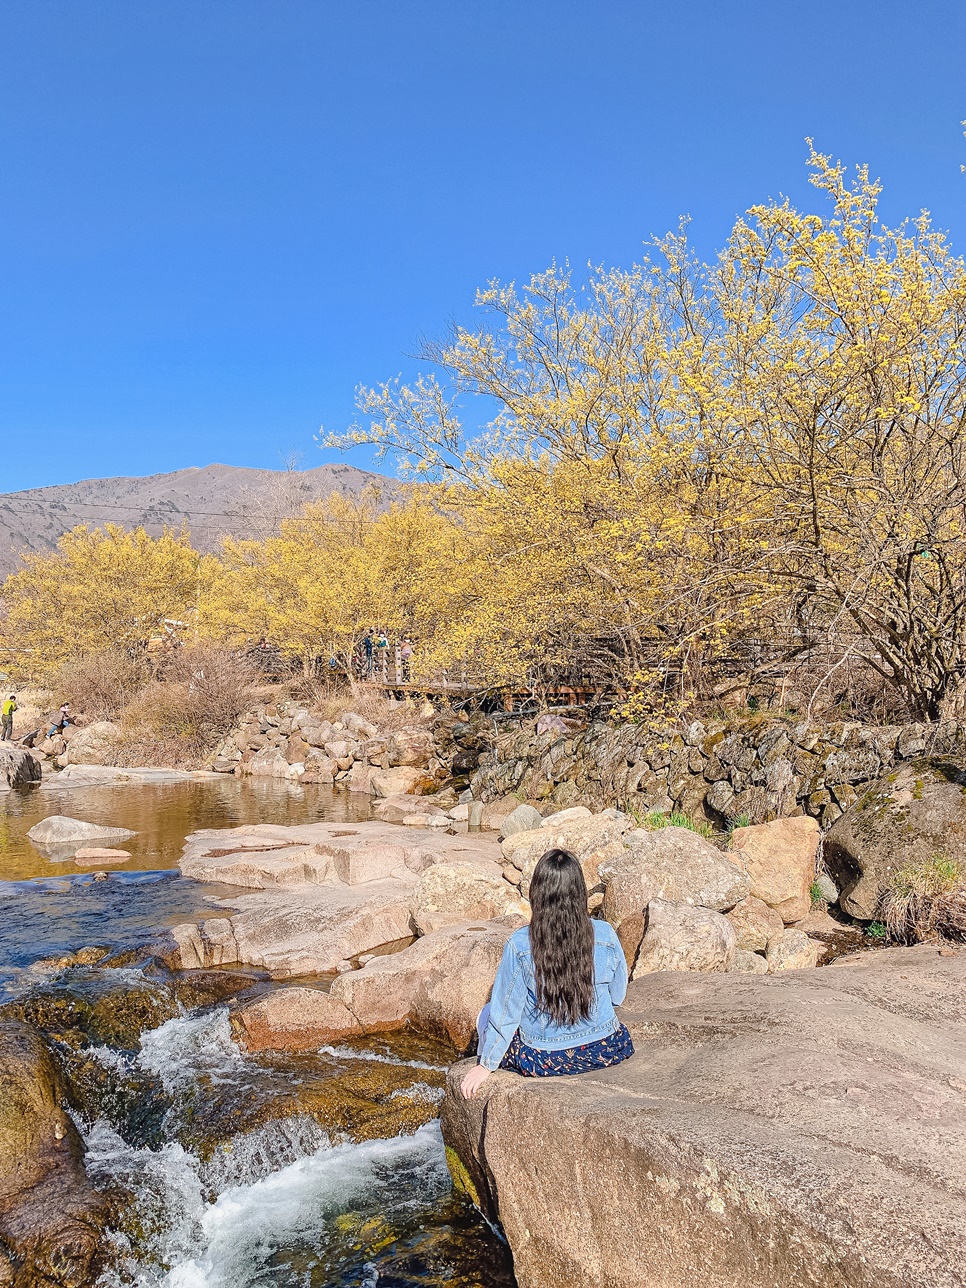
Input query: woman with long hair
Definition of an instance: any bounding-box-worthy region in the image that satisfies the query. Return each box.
[461,848,634,1098]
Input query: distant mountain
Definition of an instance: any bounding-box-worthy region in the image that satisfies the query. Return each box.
[0,462,396,577]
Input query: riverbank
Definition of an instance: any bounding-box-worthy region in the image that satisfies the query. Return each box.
[442,944,966,1288]
[2,735,965,1285]
[0,777,517,1286]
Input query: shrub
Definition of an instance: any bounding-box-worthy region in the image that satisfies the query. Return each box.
[810,881,826,906]
[52,648,152,720]
[880,853,966,944]
[121,645,259,759]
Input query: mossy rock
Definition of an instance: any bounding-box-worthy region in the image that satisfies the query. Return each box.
[824,758,966,920]
[0,971,178,1051]
[172,1038,450,1159]
[0,1021,111,1286]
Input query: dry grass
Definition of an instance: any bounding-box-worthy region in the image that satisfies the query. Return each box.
[881,853,966,944]
[44,644,260,768]
[286,679,438,731]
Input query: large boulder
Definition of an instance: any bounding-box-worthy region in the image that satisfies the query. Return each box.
[481,795,524,832]
[540,805,593,827]
[501,813,626,897]
[725,895,785,952]
[369,766,433,798]
[246,749,290,778]
[231,987,363,1051]
[386,727,434,767]
[601,827,750,937]
[333,919,520,1049]
[731,948,769,974]
[410,863,528,934]
[631,898,737,977]
[0,745,41,788]
[167,881,416,977]
[824,757,966,920]
[0,1021,109,1286]
[27,815,137,847]
[373,794,448,826]
[233,919,521,1053]
[63,721,123,766]
[345,762,378,794]
[298,718,333,748]
[499,803,543,839]
[730,816,820,923]
[443,945,966,1288]
[766,928,822,972]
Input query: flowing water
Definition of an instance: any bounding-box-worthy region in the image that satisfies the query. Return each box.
[0,779,515,1288]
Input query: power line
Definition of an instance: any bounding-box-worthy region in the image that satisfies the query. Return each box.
[0,493,366,520]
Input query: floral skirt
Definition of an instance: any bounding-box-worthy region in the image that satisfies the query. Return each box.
[499,1023,634,1077]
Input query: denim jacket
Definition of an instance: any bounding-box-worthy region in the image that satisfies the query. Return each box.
[478,920,628,1071]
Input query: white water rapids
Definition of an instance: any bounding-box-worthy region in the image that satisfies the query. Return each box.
[86,1117,449,1288]
[79,1011,459,1287]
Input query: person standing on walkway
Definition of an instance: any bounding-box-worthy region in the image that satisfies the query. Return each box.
[363,629,375,678]
[376,630,389,680]
[0,694,16,741]
[400,638,413,682]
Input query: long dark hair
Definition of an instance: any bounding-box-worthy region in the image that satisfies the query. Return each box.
[528,849,595,1025]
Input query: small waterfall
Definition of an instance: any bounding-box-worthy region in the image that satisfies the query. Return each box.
[85,1115,449,1287]
[79,1009,482,1288]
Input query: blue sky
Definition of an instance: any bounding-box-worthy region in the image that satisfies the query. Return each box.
[2,0,966,491]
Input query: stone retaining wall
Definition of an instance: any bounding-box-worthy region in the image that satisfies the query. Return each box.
[209,700,491,795]
[469,715,966,828]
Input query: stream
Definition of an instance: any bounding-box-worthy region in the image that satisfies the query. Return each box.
[0,777,516,1288]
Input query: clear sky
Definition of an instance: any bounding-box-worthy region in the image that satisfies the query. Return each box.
[2,0,966,491]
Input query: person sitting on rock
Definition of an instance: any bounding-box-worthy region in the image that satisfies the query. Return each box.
[462,848,634,1097]
[47,702,71,738]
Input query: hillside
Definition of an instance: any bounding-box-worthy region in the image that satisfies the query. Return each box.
[0,462,395,577]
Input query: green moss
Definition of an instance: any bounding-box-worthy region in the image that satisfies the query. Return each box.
[913,779,924,800]
[446,1145,481,1207]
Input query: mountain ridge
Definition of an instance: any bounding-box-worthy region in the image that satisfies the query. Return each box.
[0,462,395,577]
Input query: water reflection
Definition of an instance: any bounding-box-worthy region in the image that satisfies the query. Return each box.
[0,778,374,882]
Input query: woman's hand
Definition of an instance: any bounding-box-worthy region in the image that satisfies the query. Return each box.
[460,1064,492,1100]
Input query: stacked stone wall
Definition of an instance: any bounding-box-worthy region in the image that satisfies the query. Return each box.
[470,715,966,828]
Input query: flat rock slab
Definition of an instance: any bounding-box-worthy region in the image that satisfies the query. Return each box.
[180,820,504,889]
[167,880,418,977]
[47,764,197,787]
[73,848,131,865]
[172,821,508,979]
[443,944,966,1288]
